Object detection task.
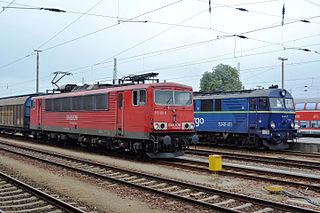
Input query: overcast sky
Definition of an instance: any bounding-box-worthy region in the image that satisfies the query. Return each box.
[0,0,319,99]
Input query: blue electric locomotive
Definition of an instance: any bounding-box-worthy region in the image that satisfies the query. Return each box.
[194,86,297,150]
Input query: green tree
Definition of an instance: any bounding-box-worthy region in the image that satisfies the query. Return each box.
[200,64,243,92]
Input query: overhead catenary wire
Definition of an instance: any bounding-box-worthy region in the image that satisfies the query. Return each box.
[0,0,183,70]
[0,0,318,95]
[41,0,184,52]
[62,12,320,74]
[95,8,209,66]
[0,0,15,15]
[0,53,34,70]
[37,0,105,49]
[0,0,318,71]
[62,32,320,78]
[303,0,320,8]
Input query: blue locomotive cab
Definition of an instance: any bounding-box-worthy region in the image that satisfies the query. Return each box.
[256,91,296,149]
[194,87,297,150]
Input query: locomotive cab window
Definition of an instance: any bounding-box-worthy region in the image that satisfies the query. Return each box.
[250,99,256,110]
[201,100,213,111]
[258,98,268,110]
[269,98,284,109]
[154,90,192,106]
[285,98,294,109]
[215,99,221,111]
[175,91,192,106]
[133,89,146,106]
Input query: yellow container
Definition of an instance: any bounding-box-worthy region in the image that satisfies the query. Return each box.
[209,155,222,171]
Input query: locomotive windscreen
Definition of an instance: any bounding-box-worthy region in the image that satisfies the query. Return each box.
[154,90,192,106]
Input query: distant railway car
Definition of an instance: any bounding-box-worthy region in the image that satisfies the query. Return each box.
[194,87,297,150]
[294,98,320,135]
[30,74,197,158]
[0,94,39,134]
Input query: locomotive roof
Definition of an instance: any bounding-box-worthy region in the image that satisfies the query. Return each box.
[32,82,192,99]
[194,88,293,100]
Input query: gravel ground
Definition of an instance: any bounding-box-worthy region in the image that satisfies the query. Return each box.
[0,153,166,213]
[1,136,320,211]
[185,153,320,177]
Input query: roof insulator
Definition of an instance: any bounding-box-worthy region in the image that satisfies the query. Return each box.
[42,8,66,13]
[237,35,248,39]
[236,8,248,12]
[300,19,310,23]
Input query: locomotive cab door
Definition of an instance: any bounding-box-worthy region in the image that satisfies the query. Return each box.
[37,100,42,129]
[248,98,258,132]
[257,97,268,131]
[116,92,124,136]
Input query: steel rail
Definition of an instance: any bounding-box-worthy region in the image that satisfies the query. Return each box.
[191,144,320,159]
[161,158,320,192]
[0,142,318,212]
[186,148,320,170]
[0,171,86,213]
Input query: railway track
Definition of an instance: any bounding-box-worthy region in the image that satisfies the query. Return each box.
[160,157,320,192]
[0,171,85,213]
[0,141,319,212]
[192,144,320,159]
[186,148,320,170]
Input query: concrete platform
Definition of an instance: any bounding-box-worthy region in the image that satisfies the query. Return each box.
[289,137,320,153]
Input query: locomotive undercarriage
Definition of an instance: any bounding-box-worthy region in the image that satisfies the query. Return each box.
[198,131,294,150]
[29,130,194,158]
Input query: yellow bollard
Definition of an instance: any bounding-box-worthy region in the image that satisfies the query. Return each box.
[209,155,222,182]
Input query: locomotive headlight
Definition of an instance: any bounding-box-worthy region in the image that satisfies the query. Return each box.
[290,122,295,128]
[153,123,159,130]
[182,122,195,130]
[281,90,286,97]
[270,122,276,129]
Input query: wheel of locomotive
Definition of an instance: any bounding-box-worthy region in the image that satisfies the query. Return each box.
[237,137,247,148]
[209,135,218,146]
[226,136,237,147]
[254,138,264,149]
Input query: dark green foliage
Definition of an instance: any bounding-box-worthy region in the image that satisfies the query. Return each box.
[200,64,243,92]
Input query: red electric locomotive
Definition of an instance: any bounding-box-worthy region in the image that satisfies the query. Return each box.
[30,73,198,158]
[295,98,320,135]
